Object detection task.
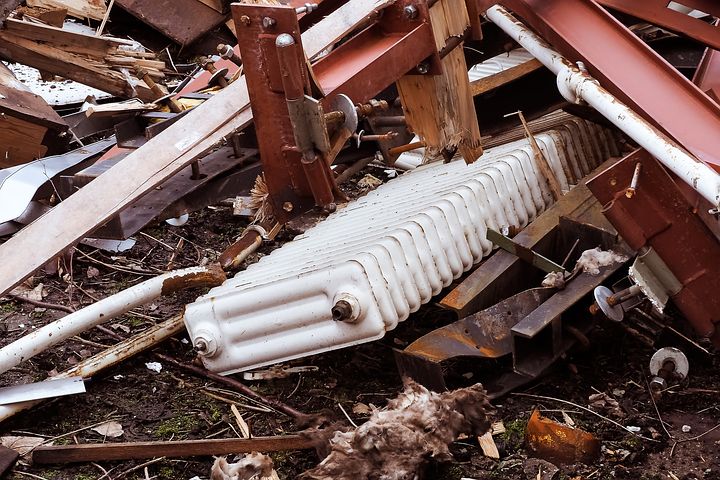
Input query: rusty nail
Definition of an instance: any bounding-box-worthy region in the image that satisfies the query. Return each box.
[625,162,642,198]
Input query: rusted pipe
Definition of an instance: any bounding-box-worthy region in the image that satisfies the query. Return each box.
[0,265,226,375]
[372,116,407,127]
[388,141,426,157]
[486,4,720,207]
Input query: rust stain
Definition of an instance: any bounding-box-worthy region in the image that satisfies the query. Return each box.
[160,264,227,296]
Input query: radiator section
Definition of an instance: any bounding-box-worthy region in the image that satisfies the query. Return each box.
[184,119,620,374]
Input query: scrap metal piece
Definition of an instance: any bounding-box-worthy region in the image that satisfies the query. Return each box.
[586,149,720,345]
[0,377,85,405]
[526,409,601,465]
[628,248,683,313]
[650,347,689,380]
[115,0,228,46]
[595,0,720,51]
[485,4,720,205]
[0,138,115,224]
[487,228,565,274]
[593,286,623,322]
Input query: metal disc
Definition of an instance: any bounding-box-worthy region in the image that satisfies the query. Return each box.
[650,347,689,379]
[329,94,358,132]
[594,286,624,322]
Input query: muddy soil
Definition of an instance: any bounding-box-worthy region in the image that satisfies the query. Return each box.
[1,168,718,480]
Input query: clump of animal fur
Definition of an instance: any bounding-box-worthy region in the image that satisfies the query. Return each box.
[211,452,275,480]
[300,380,493,480]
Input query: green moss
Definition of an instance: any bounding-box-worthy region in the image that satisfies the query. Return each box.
[157,466,176,479]
[0,301,17,313]
[499,418,527,453]
[154,414,201,439]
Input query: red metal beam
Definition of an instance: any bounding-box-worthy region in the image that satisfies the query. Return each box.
[479,0,720,170]
[596,0,720,51]
[587,149,720,346]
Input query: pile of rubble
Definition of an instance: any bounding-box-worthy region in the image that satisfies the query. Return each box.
[0,0,719,478]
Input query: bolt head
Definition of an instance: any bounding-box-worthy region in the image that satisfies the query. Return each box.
[283,201,294,212]
[416,62,429,74]
[239,15,251,25]
[649,376,667,392]
[262,16,276,28]
[403,5,418,19]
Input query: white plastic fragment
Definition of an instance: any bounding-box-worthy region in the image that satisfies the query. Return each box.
[145,362,163,373]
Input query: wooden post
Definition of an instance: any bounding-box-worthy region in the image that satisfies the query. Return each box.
[396,0,483,164]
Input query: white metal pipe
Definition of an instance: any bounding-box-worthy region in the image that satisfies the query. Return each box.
[0,265,224,375]
[0,315,184,422]
[486,4,720,207]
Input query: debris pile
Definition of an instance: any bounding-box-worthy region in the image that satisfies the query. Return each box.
[0,0,718,478]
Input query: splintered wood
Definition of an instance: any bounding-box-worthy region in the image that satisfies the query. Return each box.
[396,0,483,164]
[0,18,164,101]
[26,0,106,20]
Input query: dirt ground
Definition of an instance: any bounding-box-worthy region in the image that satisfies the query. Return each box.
[1,168,718,480]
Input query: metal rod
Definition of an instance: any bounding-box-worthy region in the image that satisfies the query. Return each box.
[388,140,426,156]
[486,4,720,207]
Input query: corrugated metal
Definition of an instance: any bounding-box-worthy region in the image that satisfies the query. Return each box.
[467,48,536,83]
[184,119,621,374]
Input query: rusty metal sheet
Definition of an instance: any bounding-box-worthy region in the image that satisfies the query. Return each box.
[526,409,600,465]
[596,0,720,51]
[596,0,720,49]
[115,0,227,46]
[405,288,554,363]
[694,26,720,103]
[479,0,720,170]
[587,149,720,345]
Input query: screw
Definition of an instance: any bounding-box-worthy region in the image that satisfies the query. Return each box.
[239,15,250,25]
[262,16,276,28]
[403,5,418,19]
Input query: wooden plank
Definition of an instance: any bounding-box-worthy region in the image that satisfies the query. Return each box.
[0,1,385,296]
[26,0,106,21]
[0,115,48,166]
[396,0,483,163]
[85,100,159,118]
[470,58,543,96]
[32,435,314,464]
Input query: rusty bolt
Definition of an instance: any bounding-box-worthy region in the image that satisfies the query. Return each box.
[295,3,318,14]
[262,16,276,28]
[331,300,354,322]
[283,201,294,212]
[416,62,430,74]
[403,5,418,19]
[239,15,251,25]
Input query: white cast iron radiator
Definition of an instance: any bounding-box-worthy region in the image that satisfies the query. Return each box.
[185,119,620,374]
